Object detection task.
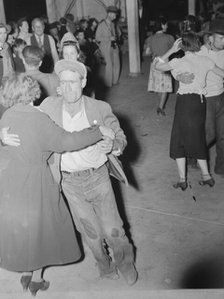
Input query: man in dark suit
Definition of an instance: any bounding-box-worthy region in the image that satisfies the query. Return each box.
[28,18,59,73]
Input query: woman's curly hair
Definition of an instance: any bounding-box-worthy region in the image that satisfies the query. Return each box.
[0,74,41,108]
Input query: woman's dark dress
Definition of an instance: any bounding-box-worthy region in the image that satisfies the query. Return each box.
[0,103,101,271]
[170,93,207,159]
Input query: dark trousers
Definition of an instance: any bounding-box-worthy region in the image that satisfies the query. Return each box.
[206,92,224,174]
[61,165,134,277]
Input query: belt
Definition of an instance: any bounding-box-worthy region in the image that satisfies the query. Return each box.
[62,168,95,177]
[62,164,104,177]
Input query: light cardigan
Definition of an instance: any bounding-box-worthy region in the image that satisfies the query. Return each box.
[0,43,14,84]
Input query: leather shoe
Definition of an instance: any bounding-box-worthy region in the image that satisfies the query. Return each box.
[28,280,50,296]
[173,181,188,191]
[118,262,138,286]
[20,275,32,291]
[156,107,166,116]
[199,178,215,187]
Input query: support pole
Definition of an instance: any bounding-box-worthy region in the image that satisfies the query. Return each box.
[0,0,6,24]
[188,0,196,15]
[46,0,58,23]
[126,0,141,76]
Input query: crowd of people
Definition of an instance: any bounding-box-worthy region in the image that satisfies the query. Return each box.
[1,2,224,296]
[0,5,124,104]
[0,5,137,297]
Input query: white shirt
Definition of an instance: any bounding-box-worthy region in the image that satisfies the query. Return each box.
[170,52,215,95]
[197,45,224,97]
[61,99,107,172]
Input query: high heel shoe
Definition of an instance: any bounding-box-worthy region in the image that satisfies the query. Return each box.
[28,280,50,296]
[156,107,166,116]
[199,177,215,187]
[173,181,188,191]
[20,275,32,291]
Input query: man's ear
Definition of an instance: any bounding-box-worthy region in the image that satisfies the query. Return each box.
[38,61,42,67]
[81,77,87,88]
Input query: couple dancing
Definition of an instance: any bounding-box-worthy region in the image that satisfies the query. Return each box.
[0,59,137,295]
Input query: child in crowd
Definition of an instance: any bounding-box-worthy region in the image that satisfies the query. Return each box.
[12,38,26,73]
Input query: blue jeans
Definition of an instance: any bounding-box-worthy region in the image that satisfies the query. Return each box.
[206,92,224,174]
[61,164,134,277]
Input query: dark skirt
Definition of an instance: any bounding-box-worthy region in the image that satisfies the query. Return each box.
[170,93,208,159]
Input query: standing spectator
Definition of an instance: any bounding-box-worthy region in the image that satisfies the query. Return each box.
[60,39,80,61]
[75,29,95,96]
[75,29,92,67]
[0,23,15,86]
[65,13,76,35]
[17,18,32,45]
[48,22,60,51]
[95,6,120,87]
[79,18,88,33]
[28,18,59,73]
[86,18,98,43]
[12,38,26,73]
[58,17,68,40]
[147,18,175,116]
[85,18,106,69]
[6,21,19,46]
[60,32,78,50]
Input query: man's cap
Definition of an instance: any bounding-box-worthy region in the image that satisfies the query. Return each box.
[107,6,118,13]
[54,59,87,78]
[209,19,224,35]
[59,32,79,51]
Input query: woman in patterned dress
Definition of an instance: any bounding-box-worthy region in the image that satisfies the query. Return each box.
[146,18,175,116]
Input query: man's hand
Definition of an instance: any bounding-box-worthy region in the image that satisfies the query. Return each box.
[99,126,115,140]
[171,38,182,53]
[176,72,195,84]
[0,127,20,146]
[97,136,114,154]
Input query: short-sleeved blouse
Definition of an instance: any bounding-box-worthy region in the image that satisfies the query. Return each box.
[169,52,215,95]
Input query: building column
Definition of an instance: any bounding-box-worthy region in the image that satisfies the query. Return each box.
[76,0,85,19]
[46,0,58,23]
[188,0,196,15]
[126,0,141,76]
[0,0,6,24]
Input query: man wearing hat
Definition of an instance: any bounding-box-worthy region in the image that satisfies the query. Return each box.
[175,19,224,175]
[200,19,224,175]
[39,59,138,285]
[95,6,120,87]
